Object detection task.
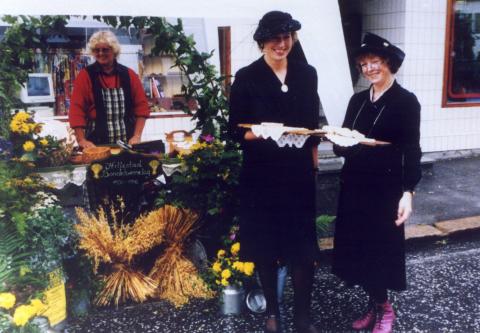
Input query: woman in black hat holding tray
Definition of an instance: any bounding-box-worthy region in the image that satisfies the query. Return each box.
[332,33,422,333]
[228,11,320,333]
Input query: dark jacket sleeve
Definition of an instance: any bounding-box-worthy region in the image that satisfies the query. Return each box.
[306,66,321,147]
[401,93,422,192]
[228,69,251,145]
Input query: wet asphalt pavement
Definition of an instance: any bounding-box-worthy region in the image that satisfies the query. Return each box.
[66,155,480,333]
[66,232,480,333]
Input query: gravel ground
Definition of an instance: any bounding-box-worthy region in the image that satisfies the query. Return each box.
[66,233,480,333]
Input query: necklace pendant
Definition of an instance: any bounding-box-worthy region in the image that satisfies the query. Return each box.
[281,84,288,93]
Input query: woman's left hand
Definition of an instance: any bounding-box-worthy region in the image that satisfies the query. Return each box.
[395,192,413,226]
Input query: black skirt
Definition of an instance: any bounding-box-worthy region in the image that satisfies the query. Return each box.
[332,178,406,291]
[238,165,319,265]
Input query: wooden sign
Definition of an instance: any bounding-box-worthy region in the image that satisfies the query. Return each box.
[85,151,161,222]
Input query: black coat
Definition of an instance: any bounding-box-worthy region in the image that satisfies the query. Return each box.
[228,57,320,265]
[332,81,422,291]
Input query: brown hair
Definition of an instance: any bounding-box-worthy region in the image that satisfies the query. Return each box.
[257,31,298,51]
[355,52,401,74]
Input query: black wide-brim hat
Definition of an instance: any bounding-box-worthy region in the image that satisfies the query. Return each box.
[353,32,405,66]
[253,11,301,42]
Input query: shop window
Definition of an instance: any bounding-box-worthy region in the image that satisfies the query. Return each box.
[444,0,480,106]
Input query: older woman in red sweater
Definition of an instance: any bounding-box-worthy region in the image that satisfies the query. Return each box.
[69,30,149,148]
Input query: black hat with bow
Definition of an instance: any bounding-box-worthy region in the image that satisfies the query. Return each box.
[354,32,405,67]
[253,11,301,42]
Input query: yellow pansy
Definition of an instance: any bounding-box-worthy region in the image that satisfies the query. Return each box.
[215,279,221,285]
[243,262,255,276]
[230,242,240,255]
[13,304,35,327]
[221,269,231,279]
[13,111,30,122]
[18,123,30,134]
[0,292,16,310]
[39,138,48,146]
[29,299,45,315]
[221,278,229,287]
[232,261,244,272]
[212,262,222,273]
[217,249,226,259]
[23,141,35,152]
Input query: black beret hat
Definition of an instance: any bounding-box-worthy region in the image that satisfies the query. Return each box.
[253,11,301,42]
[354,32,405,67]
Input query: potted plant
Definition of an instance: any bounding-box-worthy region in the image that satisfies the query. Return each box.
[205,241,255,315]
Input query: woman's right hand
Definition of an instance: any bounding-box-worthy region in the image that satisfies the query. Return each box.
[78,139,96,149]
[244,130,260,141]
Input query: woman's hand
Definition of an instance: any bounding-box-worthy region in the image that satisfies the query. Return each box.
[128,134,141,145]
[244,130,260,141]
[78,139,96,149]
[395,192,413,226]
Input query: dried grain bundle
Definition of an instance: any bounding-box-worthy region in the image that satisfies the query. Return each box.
[150,250,214,307]
[95,263,158,306]
[75,207,115,272]
[75,205,166,306]
[148,206,213,307]
[124,208,168,261]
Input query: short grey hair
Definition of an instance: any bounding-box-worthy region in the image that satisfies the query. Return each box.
[87,30,121,59]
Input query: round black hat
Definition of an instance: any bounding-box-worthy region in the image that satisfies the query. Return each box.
[354,33,405,66]
[253,11,301,42]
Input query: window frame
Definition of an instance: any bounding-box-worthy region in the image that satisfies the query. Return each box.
[443,0,480,107]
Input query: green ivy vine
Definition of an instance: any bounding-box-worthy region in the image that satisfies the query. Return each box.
[0,15,70,137]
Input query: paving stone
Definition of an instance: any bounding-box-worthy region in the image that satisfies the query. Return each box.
[434,216,480,235]
[405,224,445,240]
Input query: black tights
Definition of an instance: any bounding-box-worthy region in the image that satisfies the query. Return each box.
[364,285,388,305]
[257,261,315,324]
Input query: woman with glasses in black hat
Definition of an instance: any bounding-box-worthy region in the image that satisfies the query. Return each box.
[332,33,422,333]
[228,11,320,333]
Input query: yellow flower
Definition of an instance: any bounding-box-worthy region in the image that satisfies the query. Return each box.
[39,138,48,146]
[24,177,33,184]
[215,279,221,285]
[212,262,222,273]
[243,262,255,276]
[217,249,226,259]
[221,278,229,286]
[23,141,35,152]
[9,120,19,133]
[13,111,30,122]
[13,304,35,327]
[0,292,16,310]
[221,269,231,279]
[230,242,240,255]
[192,166,198,173]
[232,261,244,272]
[29,299,45,315]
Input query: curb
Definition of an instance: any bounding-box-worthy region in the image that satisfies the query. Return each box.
[318,215,480,251]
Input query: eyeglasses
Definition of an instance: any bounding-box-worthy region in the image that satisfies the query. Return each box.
[359,60,384,71]
[92,47,112,54]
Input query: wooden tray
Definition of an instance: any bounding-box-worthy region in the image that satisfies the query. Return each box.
[238,123,390,146]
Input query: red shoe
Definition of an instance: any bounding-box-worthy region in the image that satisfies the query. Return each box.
[372,301,396,333]
[351,307,376,330]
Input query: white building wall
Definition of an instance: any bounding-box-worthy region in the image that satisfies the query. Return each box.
[358,0,480,152]
[404,0,480,152]
[356,0,407,91]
